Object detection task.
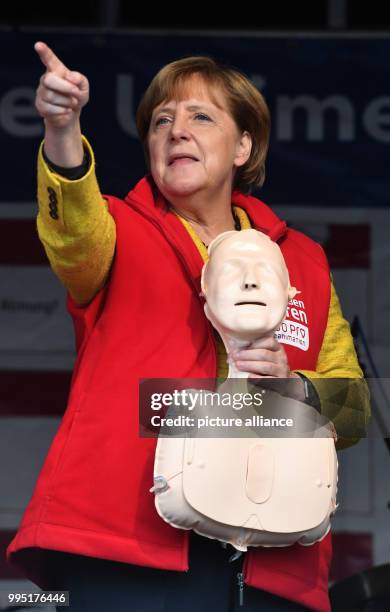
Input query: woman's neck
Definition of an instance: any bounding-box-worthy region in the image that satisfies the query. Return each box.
[181,210,238,246]
[167,187,237,245]
[172,205,240,247]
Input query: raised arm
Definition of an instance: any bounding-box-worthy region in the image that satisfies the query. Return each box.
[34,42,116,306]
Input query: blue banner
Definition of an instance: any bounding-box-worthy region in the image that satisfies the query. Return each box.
[1,31,389,207]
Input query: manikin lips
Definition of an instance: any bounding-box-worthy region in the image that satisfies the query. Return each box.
[235,301,266,306]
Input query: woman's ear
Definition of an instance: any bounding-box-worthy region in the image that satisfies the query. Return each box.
[234,131,252,168]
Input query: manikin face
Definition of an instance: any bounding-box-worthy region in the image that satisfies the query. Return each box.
[201,230,297,339]
[147,76,251,200]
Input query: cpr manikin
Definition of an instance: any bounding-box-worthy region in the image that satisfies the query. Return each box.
[151,229,338,551]
[201,229,298,377]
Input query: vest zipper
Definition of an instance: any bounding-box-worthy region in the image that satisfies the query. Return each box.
[237,571,244,606]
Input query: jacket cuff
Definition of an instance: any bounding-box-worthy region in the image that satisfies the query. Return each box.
[42,146,90,180]
[37,135,106,236]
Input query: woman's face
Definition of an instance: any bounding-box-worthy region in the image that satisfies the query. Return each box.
[147,76,251,201]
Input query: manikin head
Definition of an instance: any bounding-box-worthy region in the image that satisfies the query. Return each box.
[201,229,297,342]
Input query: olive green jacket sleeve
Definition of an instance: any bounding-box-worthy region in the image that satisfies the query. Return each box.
[296,280,371,450]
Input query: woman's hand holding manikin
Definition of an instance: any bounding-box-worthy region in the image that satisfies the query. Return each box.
[231,334,306,402]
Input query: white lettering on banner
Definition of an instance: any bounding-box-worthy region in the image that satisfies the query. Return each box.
[0,87,43,137]
[363,97,390,143]
[1,74,390,143]
[276,95,355,142]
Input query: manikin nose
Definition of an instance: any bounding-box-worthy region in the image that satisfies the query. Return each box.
[242,267,261,290]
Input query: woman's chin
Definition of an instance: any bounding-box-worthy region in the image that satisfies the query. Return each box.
[161,178,204,198]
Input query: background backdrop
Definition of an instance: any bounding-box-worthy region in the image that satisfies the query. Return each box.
[0,2,389,607]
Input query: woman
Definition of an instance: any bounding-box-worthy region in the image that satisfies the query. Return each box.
[6,42,369,611]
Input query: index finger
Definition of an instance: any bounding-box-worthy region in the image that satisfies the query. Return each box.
[34,41,66,73]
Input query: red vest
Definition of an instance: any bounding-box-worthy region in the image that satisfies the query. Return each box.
[7,177,331,611]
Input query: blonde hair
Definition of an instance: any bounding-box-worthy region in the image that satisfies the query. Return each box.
[136,56,271,194]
